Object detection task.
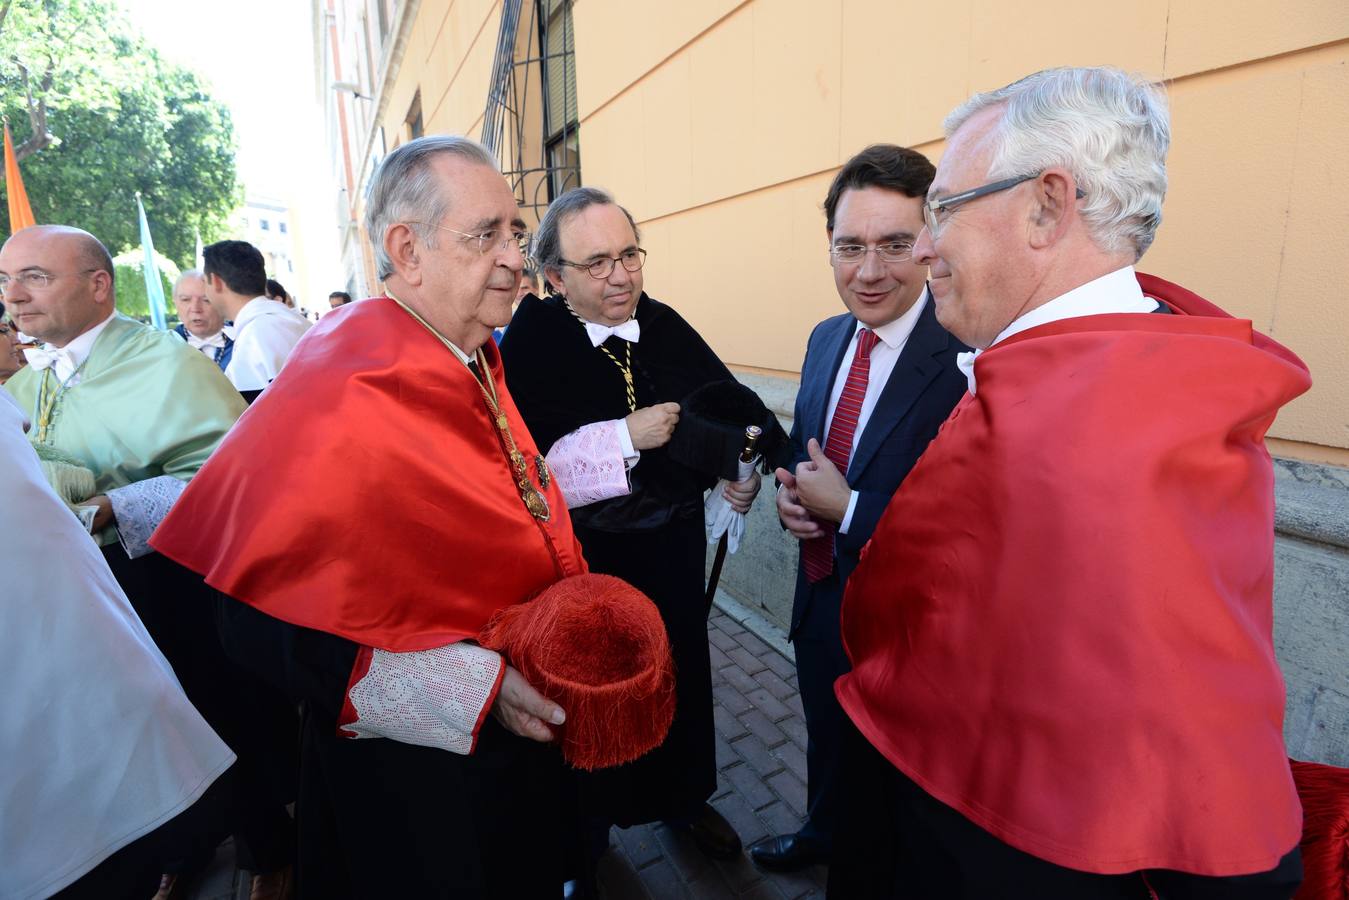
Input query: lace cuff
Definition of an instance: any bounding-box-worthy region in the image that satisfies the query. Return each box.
[337,642,505,755]
[547,420,636,509]
[108,475,187,559]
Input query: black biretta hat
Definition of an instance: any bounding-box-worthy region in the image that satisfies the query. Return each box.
[667,380,791,480]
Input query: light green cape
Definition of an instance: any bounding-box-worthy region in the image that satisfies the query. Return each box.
[4,314,246,544]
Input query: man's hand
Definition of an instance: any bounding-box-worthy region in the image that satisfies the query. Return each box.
[722,469,761,514]
[88,495,115,532]
[625,402,681,450]
[491,664,565,743]
[793,439,851,525]
[775,468,825,540]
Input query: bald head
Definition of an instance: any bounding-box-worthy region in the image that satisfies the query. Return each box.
[0,225,117,347]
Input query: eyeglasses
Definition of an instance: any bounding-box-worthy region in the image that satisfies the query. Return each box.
[923,172,1085,239]
[829,241,916,266]
[559,248,647,280]
[411,223,532,256]
[0,268,99,296]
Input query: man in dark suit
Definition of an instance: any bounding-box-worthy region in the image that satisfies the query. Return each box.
[748,144,968,872]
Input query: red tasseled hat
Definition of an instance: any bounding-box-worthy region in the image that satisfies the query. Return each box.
[479,573,675,771]
[1290,758,1349,900]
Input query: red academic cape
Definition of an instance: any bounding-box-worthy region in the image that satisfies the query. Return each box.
[836,273,1310,876]
[151,298,586,652]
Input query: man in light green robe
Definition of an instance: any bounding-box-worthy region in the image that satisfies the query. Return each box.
[6,309,244,553]
[1,226,297,898]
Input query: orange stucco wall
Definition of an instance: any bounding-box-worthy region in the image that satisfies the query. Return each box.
[372,0,1349,457]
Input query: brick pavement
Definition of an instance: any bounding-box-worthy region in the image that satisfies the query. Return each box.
[191,609,821,899]
[592,609,825,899]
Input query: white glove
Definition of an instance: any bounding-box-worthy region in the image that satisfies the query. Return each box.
[705,457,757,554]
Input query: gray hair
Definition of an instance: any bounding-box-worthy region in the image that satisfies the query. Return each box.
[945,66,1170,261]
[174,269,204,291]
[534,187,641,293]
[363,135,499,280]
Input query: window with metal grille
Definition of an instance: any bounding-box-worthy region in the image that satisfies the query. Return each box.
[480,0,580,223]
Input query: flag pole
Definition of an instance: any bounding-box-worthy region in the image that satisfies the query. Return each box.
[136,192,168,330]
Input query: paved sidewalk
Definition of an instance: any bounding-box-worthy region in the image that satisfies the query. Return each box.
[191,607,822,899]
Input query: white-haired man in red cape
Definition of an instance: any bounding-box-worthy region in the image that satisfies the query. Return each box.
[829,67,1308,899]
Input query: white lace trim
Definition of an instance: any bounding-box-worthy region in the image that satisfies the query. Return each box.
[547,420,635,509]
[108,475,187,559]
[344,642,503,756]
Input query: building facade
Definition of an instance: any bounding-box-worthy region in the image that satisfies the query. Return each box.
[315,0,1349,464]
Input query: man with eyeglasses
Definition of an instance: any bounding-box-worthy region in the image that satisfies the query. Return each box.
[747,144,968,874]
[202,239,309,398]
[829,67,1308,898]
[153,136,586,897]
[0,225,304,900]
[500,186,762,870]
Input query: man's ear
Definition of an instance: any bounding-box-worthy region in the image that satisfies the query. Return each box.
[543,265,566,297]
[90,269,114,307]
[1028,168,1076,250]
[384,223,422,286]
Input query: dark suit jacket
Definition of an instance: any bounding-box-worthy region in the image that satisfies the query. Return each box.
[786,292,968,639]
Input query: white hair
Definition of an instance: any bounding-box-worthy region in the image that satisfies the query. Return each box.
[945,67,1170,260]
[363,135,499,280]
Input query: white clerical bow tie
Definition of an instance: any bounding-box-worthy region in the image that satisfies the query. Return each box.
[956,349,980,395]
[187,331,228,351]
[23,345,73,372]
[584,319,640,348]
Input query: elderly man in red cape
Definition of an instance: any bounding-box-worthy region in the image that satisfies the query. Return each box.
[827,67,1309,899]
[152,136,586,898]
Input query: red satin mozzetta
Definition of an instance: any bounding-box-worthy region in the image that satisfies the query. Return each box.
[151,298,586,652]
[836,273,1310,876]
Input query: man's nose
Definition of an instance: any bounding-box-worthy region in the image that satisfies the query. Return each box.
[607,259,631,286]
[912,226,938,268]
[857,247,886,280]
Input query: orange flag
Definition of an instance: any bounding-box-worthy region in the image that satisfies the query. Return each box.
[4,122,37,233]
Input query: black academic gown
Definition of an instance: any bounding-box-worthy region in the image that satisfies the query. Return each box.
[500,292,732,826]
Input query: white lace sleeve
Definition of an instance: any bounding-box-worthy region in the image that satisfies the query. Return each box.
[339,642,505,755]
[547,420,637,509]
[107,475,187,559]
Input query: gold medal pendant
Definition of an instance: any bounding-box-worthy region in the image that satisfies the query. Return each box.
[523,487,551,521]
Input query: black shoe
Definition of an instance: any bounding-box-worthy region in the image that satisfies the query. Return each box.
[747,832,829,871]
[670,803,742,860]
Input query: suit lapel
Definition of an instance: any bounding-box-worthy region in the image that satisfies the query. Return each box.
[805,315,859,439]
[846,294,949,481]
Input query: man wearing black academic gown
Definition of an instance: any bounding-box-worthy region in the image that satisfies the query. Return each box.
[500,187,761,863]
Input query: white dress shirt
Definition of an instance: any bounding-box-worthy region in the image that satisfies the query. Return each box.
[957,266,1159,395]
[821,287,930,534]
[225,297,310,391]
[181,327,230,358]
[24,311,115,386]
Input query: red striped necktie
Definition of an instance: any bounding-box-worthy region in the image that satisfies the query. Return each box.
[802,327,879,583]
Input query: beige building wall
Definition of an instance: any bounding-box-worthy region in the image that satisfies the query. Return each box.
[337,0,1349,461]
[571,0,1349,461]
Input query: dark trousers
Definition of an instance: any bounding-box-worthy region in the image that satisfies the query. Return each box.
[792,576,851,851]
[102,547,297,876]
[828,723,1303,899]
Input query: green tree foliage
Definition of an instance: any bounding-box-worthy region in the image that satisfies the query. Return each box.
[0,0,240,268]
[111,248,179,321]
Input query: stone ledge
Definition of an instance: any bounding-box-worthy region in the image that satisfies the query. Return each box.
[1274,458,1349,552]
